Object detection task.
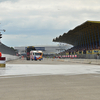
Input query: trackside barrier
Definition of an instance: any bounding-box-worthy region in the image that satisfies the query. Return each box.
[72,55,74,58]
[0,57,6,67]
[0,52,6,67]
[65,55,77,58]
[75,55,77,58]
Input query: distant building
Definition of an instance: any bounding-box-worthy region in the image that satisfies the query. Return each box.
[14,44,72,55]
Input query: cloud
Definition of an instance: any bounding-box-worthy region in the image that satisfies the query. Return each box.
[0,0,100,46]
[2,34,58,47]
[0,0,19,3]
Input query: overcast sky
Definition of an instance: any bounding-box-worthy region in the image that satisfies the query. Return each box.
[0,0,100,47]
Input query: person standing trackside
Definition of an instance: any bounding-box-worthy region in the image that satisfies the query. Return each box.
[97,53,99,59]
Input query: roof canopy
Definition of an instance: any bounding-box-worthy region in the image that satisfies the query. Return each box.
[53,21,100,46]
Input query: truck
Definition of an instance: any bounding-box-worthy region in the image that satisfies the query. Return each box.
[30,50,43,61]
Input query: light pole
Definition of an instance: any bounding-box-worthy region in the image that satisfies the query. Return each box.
[0,32,2,39]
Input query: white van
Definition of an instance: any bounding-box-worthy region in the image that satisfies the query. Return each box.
[30,50,43,61]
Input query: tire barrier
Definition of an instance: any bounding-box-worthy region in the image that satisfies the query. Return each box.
[75,55,77,58]
[55,55,78,59]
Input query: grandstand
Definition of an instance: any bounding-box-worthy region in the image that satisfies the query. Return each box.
[53,21,100,59]
[0,42,16,55]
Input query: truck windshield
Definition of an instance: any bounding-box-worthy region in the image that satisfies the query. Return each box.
[35,53,41,55]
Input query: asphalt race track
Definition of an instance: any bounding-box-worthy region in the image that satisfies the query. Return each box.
[0,58,100,100]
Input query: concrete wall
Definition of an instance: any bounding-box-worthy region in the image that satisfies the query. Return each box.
[77,54,99,59]
[2,54,19,61]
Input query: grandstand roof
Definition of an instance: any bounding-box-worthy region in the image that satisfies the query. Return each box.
[53,21,100,46]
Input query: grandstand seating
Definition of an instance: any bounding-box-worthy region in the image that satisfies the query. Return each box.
[53,21,100,59]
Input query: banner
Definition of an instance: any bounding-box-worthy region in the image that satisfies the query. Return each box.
[92,49,99,54]
[86,50,92,54]
[78,51,83,54]
[66,52,69,55]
